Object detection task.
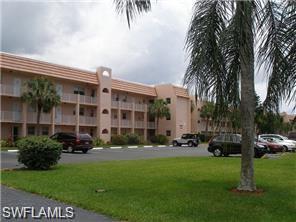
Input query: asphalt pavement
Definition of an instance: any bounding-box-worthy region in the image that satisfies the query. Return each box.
[1,144,210,169]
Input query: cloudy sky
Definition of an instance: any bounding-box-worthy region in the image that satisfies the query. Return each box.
[1,0,294,114]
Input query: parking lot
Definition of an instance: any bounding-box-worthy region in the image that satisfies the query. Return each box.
[1,144,210,169]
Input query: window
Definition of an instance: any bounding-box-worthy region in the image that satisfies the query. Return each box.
[42,127,49,136]
[90,128,94,137]
[113,114,118,119]
[28,105,36,112]
[166,130,171,136]
[28,126,35,135]
[102,129,108,134]
[74,86,85,95]
[149,99,154,104]
[102,109,109,114]
[166,114,171,120]
[91,89,96,97]
[102,88,109,93]
[90,109,94,117]
[166,98,171,104]
[79,108,84,116]
[122,113,127,120]
[197,120,200,123]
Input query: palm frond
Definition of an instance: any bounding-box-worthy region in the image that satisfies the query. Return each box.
[257,0,295,111]
[114,0,151,28]
[183,0,230,116]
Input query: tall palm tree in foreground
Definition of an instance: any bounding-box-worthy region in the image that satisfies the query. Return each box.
[114,0,295,191]
[22,78,61,136]
[148,99,170,135]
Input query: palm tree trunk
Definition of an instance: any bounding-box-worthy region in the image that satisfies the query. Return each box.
[156,117,159,135]
[205,118,209,136]
[36,106,42,136]
[237,1,256,191]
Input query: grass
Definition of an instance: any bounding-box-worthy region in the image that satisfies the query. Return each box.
[1,154,296,222]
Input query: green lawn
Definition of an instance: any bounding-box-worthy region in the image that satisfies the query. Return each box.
[1,154,296,222]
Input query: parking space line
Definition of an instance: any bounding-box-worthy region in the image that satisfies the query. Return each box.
[110,146,122,149]
[127,146,138,149]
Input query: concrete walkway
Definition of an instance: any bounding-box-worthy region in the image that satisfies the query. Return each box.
[1,185,114,222]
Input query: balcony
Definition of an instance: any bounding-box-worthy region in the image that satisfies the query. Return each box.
[79,116,97,126]
[121,119,132,128]
[27,112,51,124]
[61,93,78,103]
[121,101,133,110]
[111,119,118,127]
[135,121,145,128]
[135,103,147,112]
[147,122,156,129]
[0,84,21,97]
[55,115,76,125]
[1,111,22,122]
[79,95,97,105]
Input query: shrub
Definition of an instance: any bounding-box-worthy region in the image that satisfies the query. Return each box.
[93,138,105,147]
[150,134,169,145]
[111,135,128,145]
[17,136,62,170]
[0,139,14,147]
[126,134,140,145]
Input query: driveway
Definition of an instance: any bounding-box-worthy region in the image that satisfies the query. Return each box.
[1,144,210,169]
[1,185,113,222]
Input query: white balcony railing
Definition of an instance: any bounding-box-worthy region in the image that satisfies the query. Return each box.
[111,119,118,127]
[79,116,97,126]
[135,103,146,112]
[111,101,119,108]
[121,120,132,128]
[135,121,145,128]
[0,84,21,97]
[27,112,51,124]
[1,111,22,122]
[80,95,97,105]
[120,102,133,110]
[61,93,78,103]
[147,122,156,129]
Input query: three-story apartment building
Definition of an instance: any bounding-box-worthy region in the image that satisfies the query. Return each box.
[0,52,191,142]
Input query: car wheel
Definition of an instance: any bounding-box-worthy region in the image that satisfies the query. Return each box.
[82,149,88,154]
[213,148,222,157]
[283,146,289,152]
[67,146,74,153]
[188,141,193,147]
[173,141,179,147]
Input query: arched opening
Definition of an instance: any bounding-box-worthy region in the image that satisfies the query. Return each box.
[102,88,109,93]
[102,71,110,77]
[102,129,109,134]
[102,109,109,114]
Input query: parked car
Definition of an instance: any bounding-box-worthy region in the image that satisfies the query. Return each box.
[208,134,268,158]
[288,132,296,141]
[172,134,199,147]
[50,132,93,153]
[259,134,296,152]
[256,137,284,153]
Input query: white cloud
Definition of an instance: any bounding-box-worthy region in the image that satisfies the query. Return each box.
[2,0,294,114]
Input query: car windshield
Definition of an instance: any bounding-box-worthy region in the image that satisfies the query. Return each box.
[79,134,91,140]
[283,136,289,140]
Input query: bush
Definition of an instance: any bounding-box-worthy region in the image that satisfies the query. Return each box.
[150,134,169,145]
[0,139,14,147]
[17,136,62,170]
[111,135,128,145]
[93,138,105,147]
[126,134,141,145]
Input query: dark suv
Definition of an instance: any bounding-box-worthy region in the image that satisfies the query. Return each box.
[208,134,267,158]
[50,132,93,153]
[172,134,200,147]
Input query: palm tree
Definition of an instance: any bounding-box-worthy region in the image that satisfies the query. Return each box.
[21,77,61,136]
[114,0,295,191]
[200,102,215,135]
[148,99,170,135]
